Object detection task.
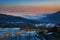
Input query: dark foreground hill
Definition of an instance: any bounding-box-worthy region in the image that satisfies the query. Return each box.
[0,14,39,27]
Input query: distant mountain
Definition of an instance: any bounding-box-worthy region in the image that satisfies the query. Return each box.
[0,14,36,24]
[0,11,60,25]
[22,11,60,24]
[45,11,60,24]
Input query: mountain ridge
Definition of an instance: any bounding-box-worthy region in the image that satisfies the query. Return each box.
[0,11,60,24]
[22,11,60,24]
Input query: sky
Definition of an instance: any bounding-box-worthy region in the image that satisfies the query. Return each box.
[0,0,60,16]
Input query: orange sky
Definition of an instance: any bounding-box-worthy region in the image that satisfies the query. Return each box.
[0,0,60,16]
[0,5,60,16]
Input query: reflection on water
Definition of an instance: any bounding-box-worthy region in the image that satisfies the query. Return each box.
[0,28,60,40]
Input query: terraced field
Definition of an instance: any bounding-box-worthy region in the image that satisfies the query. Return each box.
[0,28,60,40]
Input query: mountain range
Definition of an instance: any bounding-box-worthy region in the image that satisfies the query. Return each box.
[0,11,60,24]
[22,11,60,24]
[0,14,37,25]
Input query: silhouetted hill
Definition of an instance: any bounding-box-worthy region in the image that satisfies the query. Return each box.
[22,11,60,24]
[45,11,60,24]
[0,14,39,27]
[0,14,37,23]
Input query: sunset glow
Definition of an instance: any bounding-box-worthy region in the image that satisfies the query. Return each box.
[0,0,60,16]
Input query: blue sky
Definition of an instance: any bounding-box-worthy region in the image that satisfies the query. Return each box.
[0,0,59,5]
